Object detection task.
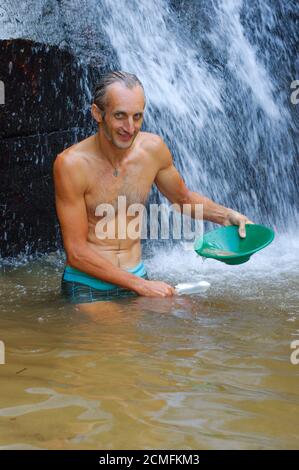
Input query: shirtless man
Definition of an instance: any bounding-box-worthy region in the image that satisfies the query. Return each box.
[54,71,253,304]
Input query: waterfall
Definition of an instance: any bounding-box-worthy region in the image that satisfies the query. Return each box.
[98,0,298,230]
[1,0,298,259]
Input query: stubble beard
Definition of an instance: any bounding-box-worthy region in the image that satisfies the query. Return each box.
[102,118,137,150]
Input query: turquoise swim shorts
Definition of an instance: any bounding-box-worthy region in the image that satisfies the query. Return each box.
[61,261,148,304]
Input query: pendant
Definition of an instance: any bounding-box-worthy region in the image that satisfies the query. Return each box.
[113,168,119,177]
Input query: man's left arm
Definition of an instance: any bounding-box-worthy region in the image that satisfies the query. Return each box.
[154,138,253,238]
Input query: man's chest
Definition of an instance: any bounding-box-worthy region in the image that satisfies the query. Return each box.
[85,162,156,217]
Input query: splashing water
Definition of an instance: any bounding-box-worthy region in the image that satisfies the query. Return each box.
[1,0,298,230]
[1,1,299,451]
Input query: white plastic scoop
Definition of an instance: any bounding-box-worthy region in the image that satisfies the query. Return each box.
[175,280,211,295]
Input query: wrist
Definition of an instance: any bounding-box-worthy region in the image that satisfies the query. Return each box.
[127,275,147,293]
[207,206,231,225]
[221,207,232,225]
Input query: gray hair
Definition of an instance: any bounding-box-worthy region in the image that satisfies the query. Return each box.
[93,71,145,115]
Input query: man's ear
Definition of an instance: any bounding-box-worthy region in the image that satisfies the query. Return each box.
[91,104,103,124]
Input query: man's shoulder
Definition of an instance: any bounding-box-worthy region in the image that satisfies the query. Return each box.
[139,132,172,169]
[139,132,170,165]
[54,136,92,171]
[139,131,164,151]
[53,140,92,194]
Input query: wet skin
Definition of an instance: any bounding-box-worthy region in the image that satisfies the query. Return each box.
[54,83,252,298]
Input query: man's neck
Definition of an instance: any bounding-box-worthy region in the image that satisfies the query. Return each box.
[95,131,131,166]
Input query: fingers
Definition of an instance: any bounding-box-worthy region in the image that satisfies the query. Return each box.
[143,281,176,297]
[163,284,176,297]
[239,219,255,238]
[170,286,176,296]
[238,220,246,238]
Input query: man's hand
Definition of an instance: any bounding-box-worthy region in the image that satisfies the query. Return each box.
[224,209,254,238]
[133,279,176,297]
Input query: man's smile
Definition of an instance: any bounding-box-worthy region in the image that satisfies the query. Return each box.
[118,132,134,141]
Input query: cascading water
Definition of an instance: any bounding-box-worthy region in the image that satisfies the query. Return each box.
[98,0,298,231]
[0,0,298,264]
[1,3,299,450]
[1,0,298,231]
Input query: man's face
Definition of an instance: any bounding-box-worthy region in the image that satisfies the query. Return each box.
[98,83,145,150]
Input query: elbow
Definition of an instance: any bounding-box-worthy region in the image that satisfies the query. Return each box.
[177,189,192,207]
[66,244,87,268]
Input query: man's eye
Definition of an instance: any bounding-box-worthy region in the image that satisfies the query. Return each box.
[134,114,142,120]
[115,113,124,118]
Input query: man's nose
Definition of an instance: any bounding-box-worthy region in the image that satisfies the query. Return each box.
[124,117,135,134]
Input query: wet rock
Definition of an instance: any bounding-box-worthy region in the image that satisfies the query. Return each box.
[0,39,102,257]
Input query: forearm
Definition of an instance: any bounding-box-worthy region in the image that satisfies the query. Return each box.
[66,242,144,292]
[187,191,230,224]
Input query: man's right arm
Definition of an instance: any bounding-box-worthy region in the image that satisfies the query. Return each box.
[53,153,175,297]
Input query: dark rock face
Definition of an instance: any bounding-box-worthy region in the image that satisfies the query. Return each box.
[0,39,102,257]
